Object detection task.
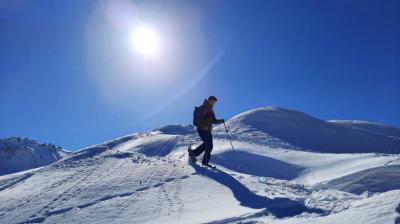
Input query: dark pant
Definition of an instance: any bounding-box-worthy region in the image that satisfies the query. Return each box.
[192,128,213,164]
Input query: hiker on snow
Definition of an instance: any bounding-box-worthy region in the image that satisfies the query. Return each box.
[189,96,225,167]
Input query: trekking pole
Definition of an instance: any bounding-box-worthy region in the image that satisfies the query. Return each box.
[223,121,242,172]
[223,122,235,151]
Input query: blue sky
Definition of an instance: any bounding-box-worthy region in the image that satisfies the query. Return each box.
[1,0,399,151]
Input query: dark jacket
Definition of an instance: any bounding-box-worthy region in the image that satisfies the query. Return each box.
[197,99,223,131]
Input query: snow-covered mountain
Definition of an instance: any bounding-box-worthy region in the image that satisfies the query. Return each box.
[221,106,400,153]
[0,107,399,224]
[0,137,70,176]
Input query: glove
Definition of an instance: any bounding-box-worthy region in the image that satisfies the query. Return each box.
[219,119,225,123]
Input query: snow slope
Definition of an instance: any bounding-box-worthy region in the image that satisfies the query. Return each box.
[329,120,400,139]
[0,107,399,224]
[220,106,400,153]
[324,165,400,195]
[0,137,70,176]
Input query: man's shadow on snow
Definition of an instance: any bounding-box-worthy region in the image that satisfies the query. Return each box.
[211,150,304,180]
[191,164,325,219]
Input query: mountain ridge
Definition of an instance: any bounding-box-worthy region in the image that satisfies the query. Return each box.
[0,137,70,176]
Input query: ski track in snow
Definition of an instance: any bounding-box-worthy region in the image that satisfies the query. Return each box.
[0,172,35,192]
[36,159,128,219]
[20,160,116,222]
[0,166,80,218]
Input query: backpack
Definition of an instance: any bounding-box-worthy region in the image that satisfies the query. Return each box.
[193,106,201,127]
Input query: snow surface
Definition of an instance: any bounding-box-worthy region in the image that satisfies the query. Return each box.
[329,119,400,140]
[1,107,399,223]
[219,106,400,153]
[324,165,400,195]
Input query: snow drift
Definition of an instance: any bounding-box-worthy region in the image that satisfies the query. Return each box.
[224,106,400,153]
[325,165,400,195]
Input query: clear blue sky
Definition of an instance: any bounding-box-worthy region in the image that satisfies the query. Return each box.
[1,0,399,151]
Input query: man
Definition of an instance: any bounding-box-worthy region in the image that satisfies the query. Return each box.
[189,96,224,167]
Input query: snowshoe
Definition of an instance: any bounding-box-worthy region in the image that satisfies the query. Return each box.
[201,162,216,169]
[188,146,197,163]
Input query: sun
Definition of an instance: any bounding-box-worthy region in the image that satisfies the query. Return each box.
[131,26,159,55]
